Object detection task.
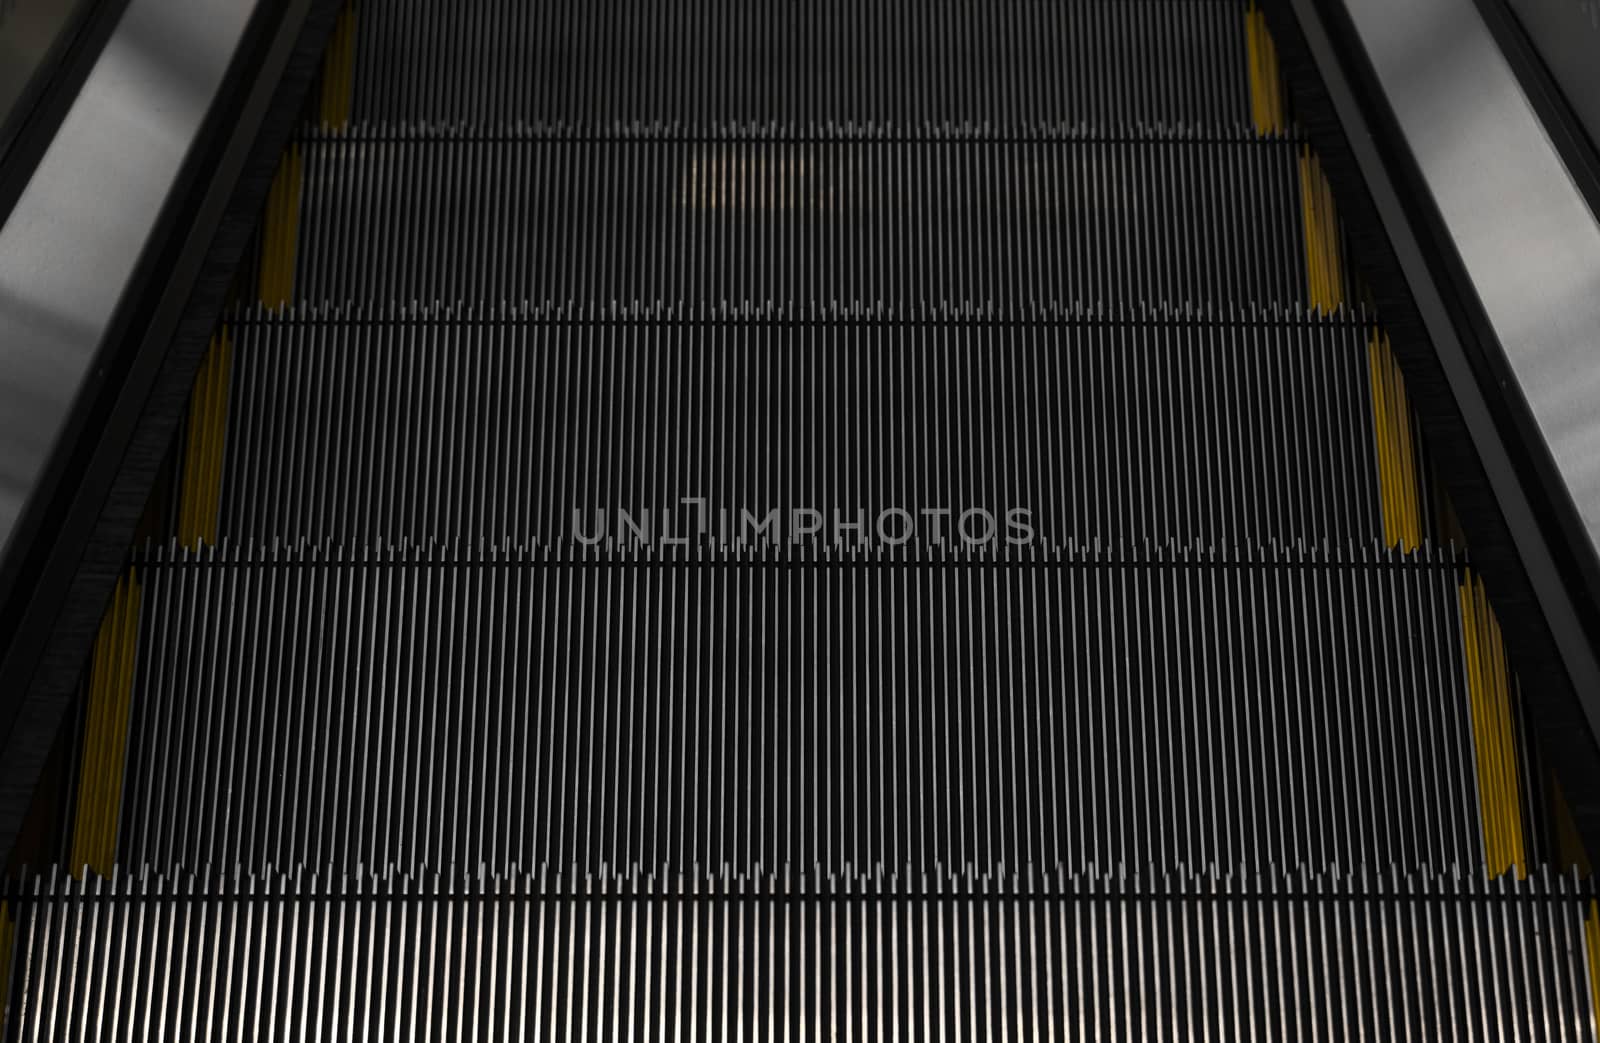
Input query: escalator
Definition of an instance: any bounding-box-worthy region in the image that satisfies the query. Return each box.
[3,0,1599,1036]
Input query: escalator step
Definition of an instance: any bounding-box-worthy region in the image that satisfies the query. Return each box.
[6,865,1591,1040]
[289,135,1322,309]
[117,545,1479,874]
[216,308,1386,544]
[11,0,1591,1035]
[351,0,1253,130]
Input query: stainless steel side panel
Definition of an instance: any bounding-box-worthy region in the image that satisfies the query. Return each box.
[0,0,257,560]
[1342,0,1600,568]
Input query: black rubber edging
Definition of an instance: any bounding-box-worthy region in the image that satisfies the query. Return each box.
[0,0,343,866]
[1263,0,1600,853]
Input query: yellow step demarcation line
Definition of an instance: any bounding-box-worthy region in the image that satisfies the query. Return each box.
[321,5,358,130]
[67,570,142,879]
[1366,331,1423,550]
[1298,148,1345,314]
[1588,904,1600,1041]
[1244,2,1285,136]
[177,330,234,549]
[258,146,304,309]
[1551,782,1600,1036]
[1458,571,1527,880]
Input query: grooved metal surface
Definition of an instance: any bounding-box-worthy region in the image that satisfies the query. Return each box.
[116,546,1479,874]
[350,0,1252,129]
[290,134,1322,308]
[214,309,1389,545]
[7,866,1594,1041]
[6,0,1593,1035]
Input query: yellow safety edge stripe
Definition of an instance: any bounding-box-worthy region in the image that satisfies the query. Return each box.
[1395,347,1421,547]
[177,330,233,548]
[1244,3,1284,136]
[67,569,142,879]
[1298,149,1344,315]
[1552,781,1600,1036]
[321,6,358,130]
[1321,157,1344,306]
[1366,332,1393,545]
[1588,903,1600,1039]
[1458,571,1527,880]
[258,148,303,308]
[1367,331,1422,550]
